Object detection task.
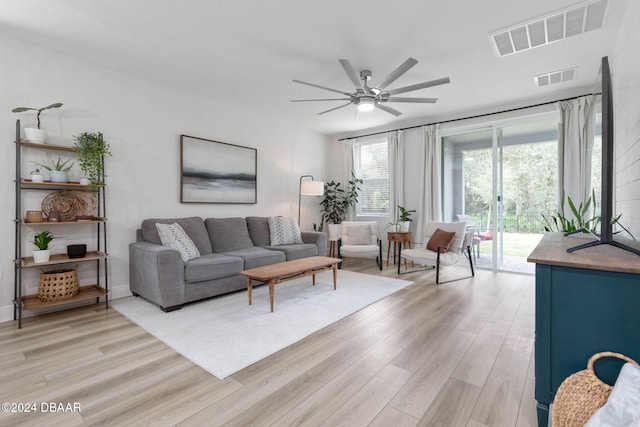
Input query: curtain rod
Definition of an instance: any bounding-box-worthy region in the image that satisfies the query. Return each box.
[338,92,600,141]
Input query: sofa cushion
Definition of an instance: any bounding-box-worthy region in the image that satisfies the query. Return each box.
[246,216,271,246]
[223,247,285,269]
[155,222,201,262]
[184,253,244,283]
[426,228,456,252]
[205,217,254,253]
[262,243,318,261]
[142,217,212,255]
[268,216,303,245]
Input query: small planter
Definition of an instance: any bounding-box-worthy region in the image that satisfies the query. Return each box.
[30,173,44,183]
[32,249,51,263]
[48,170,68,183]
[24,127,47,144]
[399,221,410,232]
[67,244,87,259]
[328,224,341,240]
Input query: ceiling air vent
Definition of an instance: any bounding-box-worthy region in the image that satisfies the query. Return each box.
[489,0,610,57]
[534,67,578,87]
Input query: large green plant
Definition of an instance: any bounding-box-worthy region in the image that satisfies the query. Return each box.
[12,103,63,129]
[319,173,363,226]
[73,132,111,187]
[542,191,599,233]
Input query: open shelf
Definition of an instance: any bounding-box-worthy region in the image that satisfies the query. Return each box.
[21,251,107,268]
[21,285,107,311]
[20,179,105,190]
[22,217,106,225]
[20,140,76,152]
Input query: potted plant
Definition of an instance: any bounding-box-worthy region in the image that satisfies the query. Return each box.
[32,230,56,263]
[29,168,44,183]
[32,158,74,183]
[388,205,416,231]
[319,173,363,239]
[12,103,63,144]
[73,131,111,188]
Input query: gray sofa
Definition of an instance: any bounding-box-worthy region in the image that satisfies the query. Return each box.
[129,216,327,311]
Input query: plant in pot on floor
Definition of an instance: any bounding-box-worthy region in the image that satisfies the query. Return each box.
[318,172,363,239]
[12,103,63,144]
[32,158,74,183]
[32,230,56,263]
[73,131,111,190]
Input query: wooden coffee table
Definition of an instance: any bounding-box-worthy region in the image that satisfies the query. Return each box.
[240,256,342,312]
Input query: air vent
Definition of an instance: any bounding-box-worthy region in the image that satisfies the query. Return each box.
[489,0,610,57]
[534,67,578,86]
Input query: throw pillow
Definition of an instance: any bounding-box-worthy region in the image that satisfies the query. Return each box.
[155,222,201,262]
[584,363,640,427]
[426,228,456,252]
[268,216,303,245]
[343,224,372,245]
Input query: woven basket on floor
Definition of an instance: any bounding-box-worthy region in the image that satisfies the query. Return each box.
[38,266,79,302]
[552,351,638,427]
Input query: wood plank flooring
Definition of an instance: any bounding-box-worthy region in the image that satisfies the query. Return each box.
[0,260,537,426]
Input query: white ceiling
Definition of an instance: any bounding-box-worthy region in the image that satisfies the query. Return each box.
[0,0,629,137]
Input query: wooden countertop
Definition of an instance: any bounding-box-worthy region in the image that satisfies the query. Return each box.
[527,232,640,274]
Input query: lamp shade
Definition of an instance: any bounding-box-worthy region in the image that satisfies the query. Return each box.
[300,180,324,196]
[357,98,375,112]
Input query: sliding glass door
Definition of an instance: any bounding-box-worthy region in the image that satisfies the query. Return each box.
[441,114,559,273]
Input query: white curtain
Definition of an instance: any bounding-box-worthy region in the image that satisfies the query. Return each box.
[388,130,404,223]
[342,138,357,221]
[415,124,441,241]
[557,95,596,213]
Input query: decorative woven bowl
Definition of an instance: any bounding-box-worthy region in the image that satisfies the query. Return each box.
[41,190,97,222]
[552,351,639,427]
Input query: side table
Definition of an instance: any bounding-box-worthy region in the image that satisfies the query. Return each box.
[387,231,412,267]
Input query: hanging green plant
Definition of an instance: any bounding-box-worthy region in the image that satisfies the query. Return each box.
[73,132,111,188]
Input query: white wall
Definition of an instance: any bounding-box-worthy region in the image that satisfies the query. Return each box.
[613,1,640,236]
[0,35,329,321]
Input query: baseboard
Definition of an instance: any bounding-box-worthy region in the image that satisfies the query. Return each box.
[0,283,132,324]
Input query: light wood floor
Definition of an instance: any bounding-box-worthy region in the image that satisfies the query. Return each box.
[0,260,537,426]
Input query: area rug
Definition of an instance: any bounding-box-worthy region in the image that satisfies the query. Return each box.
[112,270,412,379]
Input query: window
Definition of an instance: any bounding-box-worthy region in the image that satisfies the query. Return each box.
[354,138,389,216]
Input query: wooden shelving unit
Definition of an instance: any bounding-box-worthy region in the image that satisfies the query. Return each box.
[13,120,109,328]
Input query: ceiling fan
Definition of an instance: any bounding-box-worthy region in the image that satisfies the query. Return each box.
[291,58,450,116]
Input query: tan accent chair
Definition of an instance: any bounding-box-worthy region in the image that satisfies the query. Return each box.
[398,221,474,284]
[337,221,383,270]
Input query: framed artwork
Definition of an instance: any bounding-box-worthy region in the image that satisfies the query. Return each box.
[180,135,257,204]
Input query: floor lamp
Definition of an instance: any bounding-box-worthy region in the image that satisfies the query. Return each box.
[298,175,324,225]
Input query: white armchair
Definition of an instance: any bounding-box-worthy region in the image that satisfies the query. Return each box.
[398,221,474,284]
[337,221,383,270]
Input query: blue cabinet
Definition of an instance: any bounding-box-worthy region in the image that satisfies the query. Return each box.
[529,233,640,427]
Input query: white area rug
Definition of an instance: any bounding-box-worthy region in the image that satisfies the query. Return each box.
[112,270,412,379]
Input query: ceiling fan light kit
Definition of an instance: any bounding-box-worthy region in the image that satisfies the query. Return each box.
[291,58,450,116]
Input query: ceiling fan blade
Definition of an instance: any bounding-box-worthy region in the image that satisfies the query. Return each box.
[317,102,353,115]
[292,79,352,96]
[374,57,418,91]
[375,103,402,117]
[339,59,363,90]
[385,97,438,103]
[291,98,351,102]
[386,77,450,96]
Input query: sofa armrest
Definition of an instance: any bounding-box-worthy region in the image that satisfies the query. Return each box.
[129,241,185,310]
[301,231,328,257]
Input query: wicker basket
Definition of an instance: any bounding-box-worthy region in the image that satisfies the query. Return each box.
[38,266,79,302]
[552,351,639,427]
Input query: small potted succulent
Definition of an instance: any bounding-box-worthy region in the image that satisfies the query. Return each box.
[29,168,44,183]
[12,103,63,144]
[32,158,74,183]
[32,230,56,263]
[387,205,416,232]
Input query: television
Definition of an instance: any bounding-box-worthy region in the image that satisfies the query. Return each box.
[567,56,640,255]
